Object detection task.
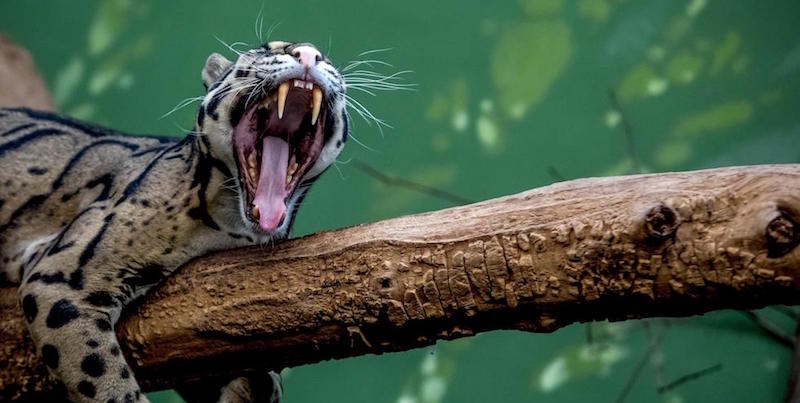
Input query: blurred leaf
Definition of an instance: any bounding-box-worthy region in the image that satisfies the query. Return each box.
[476,115,500,153]
[65,103,96,120]
[655,140,692,167]
[89,36,153,95]
[617,63,656,102]
[710,32,741,75]
[491,21,572,118]
[87,0,130,56]
[536,344,628,392]
[665,51,705,84]
[52,57,85,106]
[672,100,753,137]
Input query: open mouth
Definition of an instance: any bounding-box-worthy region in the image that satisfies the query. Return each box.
[233,79,326,232]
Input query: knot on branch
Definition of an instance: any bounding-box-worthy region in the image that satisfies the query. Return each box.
[766,213,798,257]
[644,204,680,241]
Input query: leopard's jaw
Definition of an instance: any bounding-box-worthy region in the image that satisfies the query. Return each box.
[198,42,348,238]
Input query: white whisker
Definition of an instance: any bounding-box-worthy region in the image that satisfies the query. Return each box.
[214,35,248,56]
[161,96,205,119]
[265,22,281,42]
[254,4,265,43]
[357,48,393,57]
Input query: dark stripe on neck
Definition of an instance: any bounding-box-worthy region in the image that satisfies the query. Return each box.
[1,123,36,137]
[0,128,64,158]
[52,139,141,191]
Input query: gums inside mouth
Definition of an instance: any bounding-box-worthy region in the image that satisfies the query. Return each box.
[233,79,326,231]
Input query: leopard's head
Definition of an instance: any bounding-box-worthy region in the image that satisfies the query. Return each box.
[196,41,347,238]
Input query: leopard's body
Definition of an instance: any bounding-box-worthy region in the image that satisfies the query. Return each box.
[0,41,348,403]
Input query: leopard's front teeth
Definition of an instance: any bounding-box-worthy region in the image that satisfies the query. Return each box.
[277,82,289,119]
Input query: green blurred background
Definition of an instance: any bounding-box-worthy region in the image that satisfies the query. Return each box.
[2,0,799,401]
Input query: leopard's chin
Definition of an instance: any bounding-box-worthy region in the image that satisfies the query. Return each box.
[232,79,326,233]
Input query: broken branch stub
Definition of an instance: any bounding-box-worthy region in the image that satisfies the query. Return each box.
[2,164,800,399]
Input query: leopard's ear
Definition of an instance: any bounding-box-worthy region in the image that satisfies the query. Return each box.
[201,53,233,90]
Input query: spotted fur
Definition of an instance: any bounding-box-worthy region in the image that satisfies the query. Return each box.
[0,41,347,402]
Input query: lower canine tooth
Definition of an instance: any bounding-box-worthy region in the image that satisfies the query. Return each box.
[252,205,260,219]
[277,82,289,119]
[249,167,258,180]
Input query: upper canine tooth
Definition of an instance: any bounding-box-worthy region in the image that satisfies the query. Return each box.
[277,82,289,119]
[247,152,257,168]
[311,86,322,125]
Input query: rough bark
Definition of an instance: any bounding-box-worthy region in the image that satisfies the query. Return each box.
[3,164,800,400]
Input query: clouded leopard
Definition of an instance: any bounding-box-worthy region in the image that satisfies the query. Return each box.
[0,41,348,402]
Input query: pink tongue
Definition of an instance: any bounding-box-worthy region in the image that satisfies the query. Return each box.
[253,137,288,231]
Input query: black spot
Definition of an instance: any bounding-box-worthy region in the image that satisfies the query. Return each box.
[140,199,151,208]
[45,299,80,328]
[107,399,117,403]
[30,271,66,285]
[27,167,48,175]
[109,345,120,356]
[96,318,112,332]
[81,353,106,377]
[336,139,342,147]
[87,339,99,348]
[127,239,134,247]
[40,344,59,369]
[85,291,116,307]
[77,380,96,398]
[68,269,84,290]
[120,366,130,379]
[124,392,134,403]
[21,294,38,323]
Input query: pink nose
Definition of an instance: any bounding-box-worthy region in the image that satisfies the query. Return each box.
[292,46,322,69]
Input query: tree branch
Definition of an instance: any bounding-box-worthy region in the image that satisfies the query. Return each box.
[3,165,800,400]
